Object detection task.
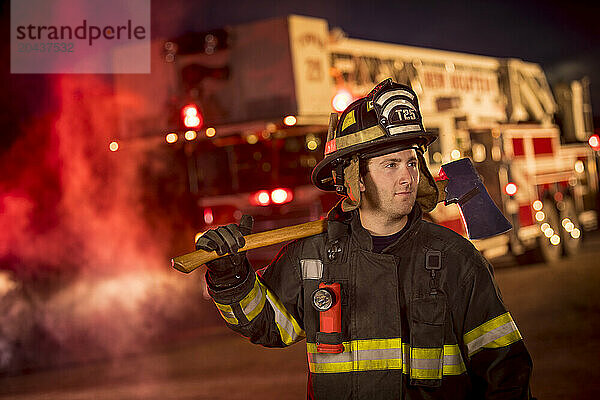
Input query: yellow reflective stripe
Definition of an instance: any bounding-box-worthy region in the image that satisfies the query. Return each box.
[310,361,353,373]
[307,354,404,374]
[403,343,410,371]
[410,347,442,380]
[213,301,238,325]
[411,368,442,379]
[464,312,523,357]
[239,275,266,321]
[334,125,385,151]
[307,338,404,353]
[306,339,405,373]
[307,349,404,373]
[443,344,461,356]
[442,344,467,376]
[412,347,443,359]
[410,345,466,379]
[443,362,467,376]
[477,329,522,352]
[263,285,305,345]
[341,109,356,131]
[464,312,513,342]
[307,339,466,377]
[352,337,402,351]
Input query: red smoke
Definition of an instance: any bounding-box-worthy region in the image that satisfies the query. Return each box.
[0,75,214,373]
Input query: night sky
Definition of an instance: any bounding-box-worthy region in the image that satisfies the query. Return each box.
[0,0,598,152]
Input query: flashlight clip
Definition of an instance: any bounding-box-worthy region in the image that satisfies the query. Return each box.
[315,282,344,354]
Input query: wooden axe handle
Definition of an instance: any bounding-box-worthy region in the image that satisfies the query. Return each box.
[171,219,328,273]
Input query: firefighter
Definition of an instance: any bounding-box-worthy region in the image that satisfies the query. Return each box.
[196,80,534,399]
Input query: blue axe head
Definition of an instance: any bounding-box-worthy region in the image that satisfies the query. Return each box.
[439,158,512,240]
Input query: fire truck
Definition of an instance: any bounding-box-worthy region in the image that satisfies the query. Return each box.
[114,15,598,264]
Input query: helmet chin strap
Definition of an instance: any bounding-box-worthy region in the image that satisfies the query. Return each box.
[414,151,440,213]
[333,159,347,195]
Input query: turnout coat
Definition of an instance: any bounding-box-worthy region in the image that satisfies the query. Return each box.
[208,204,533,399]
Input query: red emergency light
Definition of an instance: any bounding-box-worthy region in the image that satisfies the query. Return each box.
[182,104,203,129]
[250,190,271,206]
[250,188,293,206]
[203,207,214,224]
[588,134,600,151]
[271,188,293,204]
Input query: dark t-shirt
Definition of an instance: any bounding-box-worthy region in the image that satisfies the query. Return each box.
[370,214,412,253]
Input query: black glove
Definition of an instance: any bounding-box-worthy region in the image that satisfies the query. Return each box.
[196,215,254,287]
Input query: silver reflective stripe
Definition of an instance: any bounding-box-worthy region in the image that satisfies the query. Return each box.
[466,320,518,355]
[443,353,464,366]
[308,351,350,364]
[375,89,415,107]
[213,302,238,325]
[242,283,265,317]
[307,341,466,376]
[410,358,441,370]
[389,124,422,135]
[382,98,417,117]
[301,259,323,280]
[265,294,303,344]
[309,347,403,364]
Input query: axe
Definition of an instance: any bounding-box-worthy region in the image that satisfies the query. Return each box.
[171,158,511,273]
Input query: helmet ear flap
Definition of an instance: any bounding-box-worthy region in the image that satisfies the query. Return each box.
[415,151,439,213]
[330,156,361,212]
[341,156,361,212]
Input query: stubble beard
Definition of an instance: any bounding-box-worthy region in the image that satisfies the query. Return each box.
[362,182,417,224]
[388,191,416,221]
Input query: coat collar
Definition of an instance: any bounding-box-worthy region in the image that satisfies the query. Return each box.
[328,199,423,252]
[350,204,422,252]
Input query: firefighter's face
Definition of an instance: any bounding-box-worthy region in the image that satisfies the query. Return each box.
[359,148,419,220]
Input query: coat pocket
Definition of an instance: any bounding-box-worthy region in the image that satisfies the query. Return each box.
[409,296,446,388]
